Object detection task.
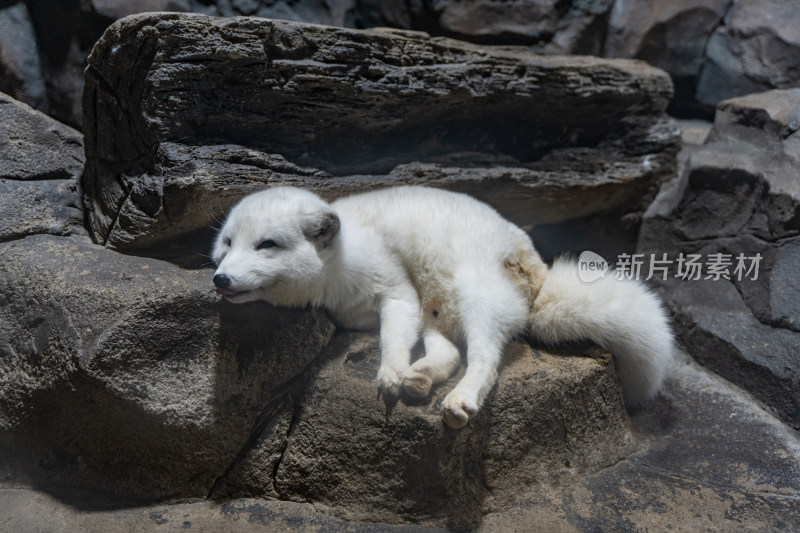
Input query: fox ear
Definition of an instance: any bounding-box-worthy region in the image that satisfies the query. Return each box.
[302,209,340,247]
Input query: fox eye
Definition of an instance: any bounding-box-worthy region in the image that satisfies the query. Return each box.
[257,239,277,250]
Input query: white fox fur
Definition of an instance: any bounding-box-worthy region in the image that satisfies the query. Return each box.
[212,186,673,428]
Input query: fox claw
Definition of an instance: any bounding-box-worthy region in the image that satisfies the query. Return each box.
[376,366,403,399]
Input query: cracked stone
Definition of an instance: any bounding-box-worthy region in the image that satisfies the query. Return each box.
[696,0,800,108]
[602,0,733,117]
[639,88,800,428]
[0,238,635,526]
[0,234,335,501]
[5,352,798,531]
[82,12,678,265]
[563,352,800,530]
[212,333,633,527]
[0,91,86,242]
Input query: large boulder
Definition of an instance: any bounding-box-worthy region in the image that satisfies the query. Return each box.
[601,0,800,117]
[5,1,800,128]
[602,0,732,117]
[0,0,357,129]
[0,91,86,242]
[0,234,335,501]
[562,351,800,531]
[696,0,800,109]
[82,13,678,265]
[639,88,800,427]
[0,236,632,525]
[5,349,800,531]
[213,334,633,527]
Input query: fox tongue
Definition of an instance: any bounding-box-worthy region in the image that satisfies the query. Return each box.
[215,287,240,296]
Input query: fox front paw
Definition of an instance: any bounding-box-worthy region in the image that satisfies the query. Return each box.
[376,366,404,399]
[441,391,478,429]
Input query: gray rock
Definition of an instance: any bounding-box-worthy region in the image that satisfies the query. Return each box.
[357,0,614,53]
[564,352,800,530]
[90,0,355,24]
[0,91,86,241]
[16,0,94,129]
[0,179,84,243]
[677,119,713,147]
[639,88,800,427]
[0,234,335,500]
[91,0,194,19]
[668,277,800,427]
[603,0,733,116]
[696,0,800,109]
[0,235,634,522]
[0,233,630,520]
[604,0,732,79]
[5,0,800,129]
[213,333,632,527]
[82,12,678,265]
[6,351,798,531]
[0,490,443,532]
[0,92,84,181]
[357,0,800,117]
[101,141,675,266]
[2,1,356,130]
[0,2,47,110]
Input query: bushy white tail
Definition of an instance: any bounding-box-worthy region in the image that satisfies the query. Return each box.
[528,258,674,407]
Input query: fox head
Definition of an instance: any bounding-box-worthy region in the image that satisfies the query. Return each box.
[212,187,340,306]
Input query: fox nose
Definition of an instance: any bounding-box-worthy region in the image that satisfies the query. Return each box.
[213,273,232,289]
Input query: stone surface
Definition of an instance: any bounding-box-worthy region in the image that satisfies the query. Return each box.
[0,92,84,181]
[603,0,733,117]
[82,12,677,265]
[0,2,46,111]
[3,1,800,128]
[100,142,676,266]
[5,352,799,531]
[639,88,800,427]
[0,0,356,129]
[214,333,631,527]
[0,91,86,242]
[563,353,800,531]
[663,278,800,427]
[0,491,442,532]
[696,0,800,109]
[0,323,632,528]
[357,0,800,116]
[0,234,335,501]
[14,0,108,129]
[357,0,615,53]
[0,237,635,526]
[601,0,800,116]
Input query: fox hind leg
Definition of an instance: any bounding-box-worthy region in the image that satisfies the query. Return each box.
[441,269,528,428]
[440,332,502,429]
[403,328,462,398]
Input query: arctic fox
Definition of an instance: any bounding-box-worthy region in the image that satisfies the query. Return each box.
[212,186,673,428]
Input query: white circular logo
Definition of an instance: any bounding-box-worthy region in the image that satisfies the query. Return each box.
[578,251,609,283]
